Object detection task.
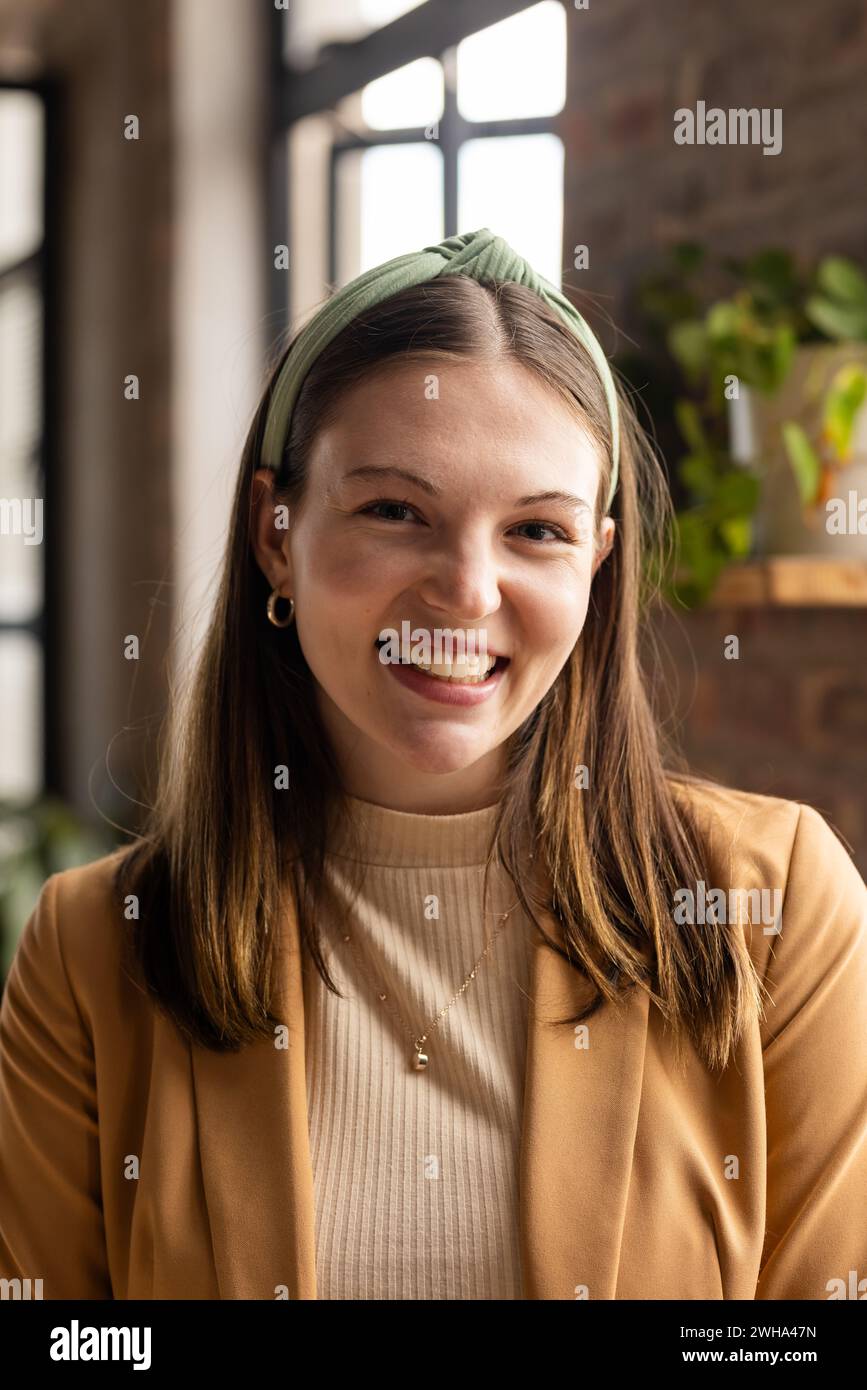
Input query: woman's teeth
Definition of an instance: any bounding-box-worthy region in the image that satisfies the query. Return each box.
[411,655,497,684]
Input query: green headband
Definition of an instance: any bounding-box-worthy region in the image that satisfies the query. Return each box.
[261,227,620,510]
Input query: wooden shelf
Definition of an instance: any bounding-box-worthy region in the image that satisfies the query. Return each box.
[708,558,867,607]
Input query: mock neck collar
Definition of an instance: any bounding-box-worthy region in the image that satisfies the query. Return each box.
[327,793,502,868]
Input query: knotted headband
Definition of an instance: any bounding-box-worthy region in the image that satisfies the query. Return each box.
[260,227,620,510]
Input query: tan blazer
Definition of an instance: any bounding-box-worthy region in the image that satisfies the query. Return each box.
[1,782,866,1300]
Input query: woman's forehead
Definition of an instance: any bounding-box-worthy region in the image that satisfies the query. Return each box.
[310,357,604,475]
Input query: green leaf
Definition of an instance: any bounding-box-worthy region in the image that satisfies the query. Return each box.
[675,512,718,582]
[671,513,730,605]
[737,327,796,394]
[679,453,716,499]
[713,470,761,515]
[737,339,780,392]
[770,324,796,381]
[822,365,867,457]
[668,320,709,379]
[781,421,821,504]
[718,515,753,557]
[804,295,867,342]
[744,248,800,301]
[816,256,867,307]
[675,399,712,456]
[706,301,742,340]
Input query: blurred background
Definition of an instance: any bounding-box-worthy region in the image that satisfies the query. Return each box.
[1,0,866,975]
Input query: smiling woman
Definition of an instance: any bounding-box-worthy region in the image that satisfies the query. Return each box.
[254,349,615,805]
[1,231,866,1302]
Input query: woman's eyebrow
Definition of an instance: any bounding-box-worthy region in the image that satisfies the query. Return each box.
[340,465,591,512]
[342,464,439,496]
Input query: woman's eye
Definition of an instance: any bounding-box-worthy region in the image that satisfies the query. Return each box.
[359,499,417,523]
[514,521,571,543]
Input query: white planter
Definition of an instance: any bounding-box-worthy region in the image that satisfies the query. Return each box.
[730,343,867,558]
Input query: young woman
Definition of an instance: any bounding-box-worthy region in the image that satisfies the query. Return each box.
[1,230,866,1301]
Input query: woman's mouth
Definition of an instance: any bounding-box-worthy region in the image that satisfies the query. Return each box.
[374,640,510,706]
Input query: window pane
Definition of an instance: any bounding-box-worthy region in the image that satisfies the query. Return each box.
[458,134,564,287]
[284,0,425,69]
[0,273,43,622]
[0,273,41,459]
[361,0,425,25]
[0,633,42,799]
[362,58,444,130]
[287,119,331,321]
[0,468,43,623]
[457,2,567,122]
[0,91,43,274]
[336,143,443,281]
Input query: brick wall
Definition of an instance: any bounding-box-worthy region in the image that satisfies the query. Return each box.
[560,0,867,350]
[560,0,867,871]
[648,606,867,872]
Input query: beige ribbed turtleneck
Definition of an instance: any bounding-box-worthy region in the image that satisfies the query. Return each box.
[301,794,537,1300]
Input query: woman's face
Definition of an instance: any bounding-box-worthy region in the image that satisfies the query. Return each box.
[252,356,615,813]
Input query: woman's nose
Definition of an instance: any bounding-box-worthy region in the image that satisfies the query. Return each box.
[416,544,502,621]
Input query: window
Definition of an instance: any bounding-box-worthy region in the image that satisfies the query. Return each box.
[271,0,567,331]
[0,87,49,801]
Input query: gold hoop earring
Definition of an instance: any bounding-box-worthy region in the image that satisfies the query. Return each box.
[266,589,295,628]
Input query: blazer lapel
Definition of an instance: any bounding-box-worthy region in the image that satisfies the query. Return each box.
[518,899,651,1300]
[190,893,318,1299]
[191,873,650,1302]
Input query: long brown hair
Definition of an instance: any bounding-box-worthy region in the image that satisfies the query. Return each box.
[115,275,760,1070]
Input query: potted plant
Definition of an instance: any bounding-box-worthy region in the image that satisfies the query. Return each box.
[634,245,867,604]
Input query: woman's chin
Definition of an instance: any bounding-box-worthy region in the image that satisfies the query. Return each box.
[379,730,491,777]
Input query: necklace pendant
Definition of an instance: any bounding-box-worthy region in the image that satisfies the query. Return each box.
[413,1049,429,1071]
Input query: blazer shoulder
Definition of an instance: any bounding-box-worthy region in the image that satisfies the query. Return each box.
[668,774,840,881]
[668,775,867,1008]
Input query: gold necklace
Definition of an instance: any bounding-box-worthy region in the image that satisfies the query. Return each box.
[340,903,519,1072]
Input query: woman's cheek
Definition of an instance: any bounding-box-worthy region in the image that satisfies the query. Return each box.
[523,574,591,643]
[311,542,386,596]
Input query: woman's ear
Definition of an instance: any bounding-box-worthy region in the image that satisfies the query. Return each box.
[591,517,616,576]
[250,468,294,594]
